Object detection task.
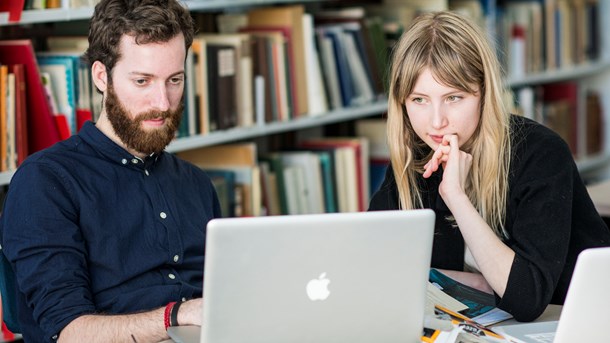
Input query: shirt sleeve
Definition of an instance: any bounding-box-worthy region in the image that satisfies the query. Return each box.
[497,126,575,321]
[1,160,96,340]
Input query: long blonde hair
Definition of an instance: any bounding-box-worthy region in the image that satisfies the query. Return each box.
[387,11,511,238]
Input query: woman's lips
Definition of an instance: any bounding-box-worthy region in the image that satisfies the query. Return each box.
[429,135,444,144]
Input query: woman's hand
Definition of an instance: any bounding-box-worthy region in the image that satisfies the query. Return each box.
[423,135,473,203]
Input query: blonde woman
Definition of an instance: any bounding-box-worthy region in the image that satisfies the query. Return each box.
[369,11,610,321]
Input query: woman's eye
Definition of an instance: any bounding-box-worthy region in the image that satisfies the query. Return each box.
[448,95,462,102]
[134,79,147,86]
[412,97,424,104]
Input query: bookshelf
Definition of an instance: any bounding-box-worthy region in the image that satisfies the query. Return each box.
[0,0,389,187]
[502,0,610,180]
[1,0,610,186]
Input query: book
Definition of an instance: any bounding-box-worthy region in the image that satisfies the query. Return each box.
[279,151,325,214]
[356,118,390,197]
[0,65,8,171]
[247,5,308,116]
[258,160,282,216]
[315,30,343,110]
[6,72,16,171]
[239,27,293,121]
[259,153,289,215]
[7,64,28,166]
[191,37,208,135]
[206,43,238,131]
[37,55,78,135]
[177,143,261,217]
[302,13,328,116]
[429,269,512,324]
[203,169,237,218]
[0,0,25,22]
[0,40,61,156]
[300,137,370,212]
[541,82,578,155]
[200,34,254,128]
[422,305,507,343]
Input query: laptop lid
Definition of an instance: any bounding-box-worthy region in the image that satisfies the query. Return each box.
[554,246,610,343]
[197,209,435,343]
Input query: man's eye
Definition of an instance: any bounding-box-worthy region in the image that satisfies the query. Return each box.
[135,79,147,86]
[169,77,184,85]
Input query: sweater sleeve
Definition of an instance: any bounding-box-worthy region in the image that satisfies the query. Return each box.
[497,123,575,321]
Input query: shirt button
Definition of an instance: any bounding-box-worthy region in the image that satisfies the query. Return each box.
[131,158,139,164]
[169,273,176,279]
[145,170,150,176]
[52,335,58,340]
[121,159,128,165]
[173,255,180,263]
[182,297,187,302]
[160,212,167,219]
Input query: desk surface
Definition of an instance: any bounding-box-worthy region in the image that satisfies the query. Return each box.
[161,305,562,343]
[587,179,610,217]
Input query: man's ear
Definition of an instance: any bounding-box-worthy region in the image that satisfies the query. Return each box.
[92,61,108,92]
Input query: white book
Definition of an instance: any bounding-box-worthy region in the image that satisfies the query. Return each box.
[335,147,359,212]
[280,151,325,214]
[302,13,328,116]
[282,165,301,215]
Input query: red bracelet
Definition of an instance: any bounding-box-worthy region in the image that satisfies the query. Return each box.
[164,301,177,331]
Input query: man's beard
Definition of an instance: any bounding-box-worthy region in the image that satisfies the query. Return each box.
[105,84,183,155]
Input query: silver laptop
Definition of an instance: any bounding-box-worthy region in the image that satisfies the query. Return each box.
[495,246,610,343]
[168,209,435,343]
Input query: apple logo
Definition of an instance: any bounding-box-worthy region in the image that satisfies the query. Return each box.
[306,272,331,301]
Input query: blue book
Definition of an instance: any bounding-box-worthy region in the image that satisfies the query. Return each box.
[323,27,355,107]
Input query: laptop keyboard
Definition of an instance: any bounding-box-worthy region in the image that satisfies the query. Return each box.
[525,332,555,343]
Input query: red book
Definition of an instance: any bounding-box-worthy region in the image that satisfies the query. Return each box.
[0,0,25,23]
[0,40,61,157]
[76,109,92,132]
[54,115,71,140]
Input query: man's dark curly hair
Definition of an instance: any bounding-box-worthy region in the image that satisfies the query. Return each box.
[83,0,195,74]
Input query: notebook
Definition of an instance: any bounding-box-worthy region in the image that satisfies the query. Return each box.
[495,246,610,343]
[168,209,435,343]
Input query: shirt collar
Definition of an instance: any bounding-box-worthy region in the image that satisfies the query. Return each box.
[78,121,164,169]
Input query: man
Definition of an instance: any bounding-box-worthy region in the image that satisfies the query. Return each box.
[0,0,220,341]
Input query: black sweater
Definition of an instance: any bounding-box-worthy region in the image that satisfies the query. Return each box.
[369,115,610,321]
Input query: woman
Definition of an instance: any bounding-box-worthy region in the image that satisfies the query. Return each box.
[369,11,610,321]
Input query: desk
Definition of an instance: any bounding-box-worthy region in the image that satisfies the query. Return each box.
[161,305,563,343]
[587,179,610,217]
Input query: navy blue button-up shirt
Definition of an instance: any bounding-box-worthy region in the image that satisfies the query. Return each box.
[0,121,221,342]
